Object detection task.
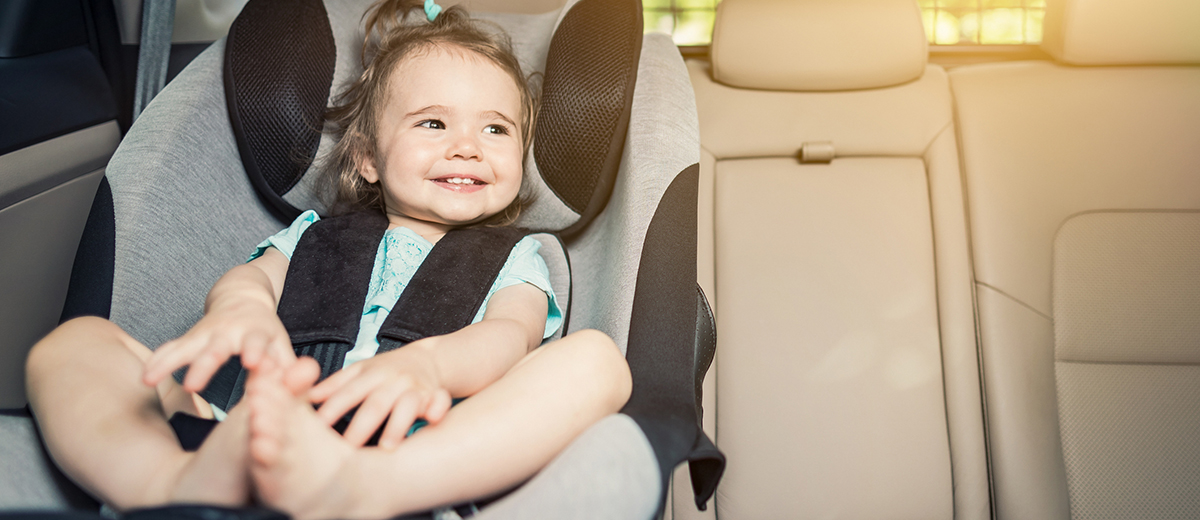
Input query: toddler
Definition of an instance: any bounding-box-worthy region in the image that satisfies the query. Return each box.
[25,1,632,518]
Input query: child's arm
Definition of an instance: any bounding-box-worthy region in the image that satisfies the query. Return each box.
[142,247,293,393]
[308,281,549,448]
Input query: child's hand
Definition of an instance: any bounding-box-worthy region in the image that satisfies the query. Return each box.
[143,297,294,393]
[143,249,291,393]
[309,345,452,449]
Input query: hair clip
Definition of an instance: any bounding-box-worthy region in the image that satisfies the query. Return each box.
[424,0,442,21]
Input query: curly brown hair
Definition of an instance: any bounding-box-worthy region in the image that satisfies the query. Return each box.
[321,0,537,226]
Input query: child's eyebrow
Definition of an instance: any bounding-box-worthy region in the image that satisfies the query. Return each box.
[481,110,518,129]
[405,105,448,119]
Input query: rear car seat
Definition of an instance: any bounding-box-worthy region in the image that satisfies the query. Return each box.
[687,0,989,517]
[948,0,1200,517]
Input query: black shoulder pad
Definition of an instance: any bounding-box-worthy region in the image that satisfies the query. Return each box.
[377,226,530,350]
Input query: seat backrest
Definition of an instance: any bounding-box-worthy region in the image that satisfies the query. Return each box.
[688,0,988,517]
[948,0,1200,517]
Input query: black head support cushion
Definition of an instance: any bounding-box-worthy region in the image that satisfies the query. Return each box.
[534,0,642,236]
[224,0,335,223]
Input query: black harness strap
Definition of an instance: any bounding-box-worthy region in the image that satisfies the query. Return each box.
[377,226,529,353]
[277,211,386,345]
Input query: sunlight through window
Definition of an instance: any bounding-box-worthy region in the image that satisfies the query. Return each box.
[644,0,1045,47]
[644,0,718,46]
[919,0,1044,45]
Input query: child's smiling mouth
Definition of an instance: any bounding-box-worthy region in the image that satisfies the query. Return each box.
[432,175,487,192]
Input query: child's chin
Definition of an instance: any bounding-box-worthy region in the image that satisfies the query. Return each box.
[434,212,490,227]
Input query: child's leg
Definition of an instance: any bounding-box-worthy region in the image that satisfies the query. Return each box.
[248,329,632,520]
[25,316,254,510]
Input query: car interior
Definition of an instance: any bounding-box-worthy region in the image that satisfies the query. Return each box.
[1,0,1197,518]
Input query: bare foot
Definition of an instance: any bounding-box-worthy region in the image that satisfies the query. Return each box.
[247,358,364,520]
[166,404,253,506]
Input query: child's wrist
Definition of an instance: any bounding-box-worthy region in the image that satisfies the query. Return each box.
[208,290,276,315]
[404,338,445,390]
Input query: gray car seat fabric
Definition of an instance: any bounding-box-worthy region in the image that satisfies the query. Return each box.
[1,0,719,517]
[0,411,96,511]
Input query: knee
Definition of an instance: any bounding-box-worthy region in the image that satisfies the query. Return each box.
[561,329,632,410]
[26,317,128,376]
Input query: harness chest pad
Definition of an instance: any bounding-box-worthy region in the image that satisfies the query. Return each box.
[275,211,387,347]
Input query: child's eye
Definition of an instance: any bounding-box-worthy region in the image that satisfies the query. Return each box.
[418,119,445,130]
[485,124,510,135]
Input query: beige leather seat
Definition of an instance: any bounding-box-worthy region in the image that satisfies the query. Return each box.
[683,0,989,517]
[948,0,1200,518]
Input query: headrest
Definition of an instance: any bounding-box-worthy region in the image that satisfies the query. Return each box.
[224,0,642,236]
[1041,0,1200,65]
[533,0,641,236]
[225,0,336,222]
[710,0,927,91]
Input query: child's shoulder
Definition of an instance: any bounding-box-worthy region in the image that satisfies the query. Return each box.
[511,234,544,256]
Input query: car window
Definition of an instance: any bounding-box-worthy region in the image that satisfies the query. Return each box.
[646,0,1049,50]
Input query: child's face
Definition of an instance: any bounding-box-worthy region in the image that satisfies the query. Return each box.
[361,45,523,231]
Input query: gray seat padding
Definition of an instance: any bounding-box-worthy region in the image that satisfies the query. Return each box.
[0,411,95,511]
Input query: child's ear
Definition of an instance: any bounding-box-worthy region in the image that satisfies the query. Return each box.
[357,153,380,184]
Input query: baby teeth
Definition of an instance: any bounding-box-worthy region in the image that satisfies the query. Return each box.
[444,177,477,185]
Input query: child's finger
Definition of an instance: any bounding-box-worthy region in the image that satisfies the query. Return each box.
[143,334,206,386]
[141,340,177,386]
[342,384,404,446]
[240,331,270,369]
[378,392,423,450]
[255,353,278,374]
[308,363,361,403]
[258,333,294,372]
[181,342,233,392]
[315,372,394,425]
[423,389,453,425]
[270,337,297,366]
[143,338,188,382]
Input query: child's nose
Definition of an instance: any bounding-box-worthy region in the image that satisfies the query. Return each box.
[447,131,481,160]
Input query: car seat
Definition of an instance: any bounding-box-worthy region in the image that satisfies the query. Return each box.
[687,0,986,517]
[0,0,723,517]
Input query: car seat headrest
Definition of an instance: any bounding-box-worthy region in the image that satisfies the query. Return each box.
[225,0,336,223]
[223,0,642,235]
[1040,0,1200,65]
[532,0,640,235]
[710,0,927,91]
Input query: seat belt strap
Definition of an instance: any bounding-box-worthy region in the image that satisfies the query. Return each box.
[132,0,177,122]
[377,226,529,352]
[276,211,386,346]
